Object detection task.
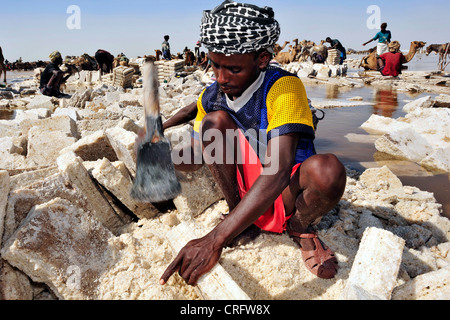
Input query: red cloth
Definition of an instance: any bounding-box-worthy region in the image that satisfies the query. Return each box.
[379,52,406,77]
[236,130,301,233]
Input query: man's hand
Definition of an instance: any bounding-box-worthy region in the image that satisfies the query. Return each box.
[160,234,223,286]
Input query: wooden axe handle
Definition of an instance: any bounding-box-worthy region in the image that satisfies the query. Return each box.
[143,62,160,119]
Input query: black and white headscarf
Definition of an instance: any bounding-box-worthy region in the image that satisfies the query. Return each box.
[200,0,280,55]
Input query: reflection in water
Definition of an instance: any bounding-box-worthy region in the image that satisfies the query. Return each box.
[326,84,339,100]
[373,88,398,118]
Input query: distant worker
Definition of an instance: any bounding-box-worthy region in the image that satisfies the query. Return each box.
[162,35,172,60]
[325,37,346,64]
[195,40,201,58]
[39,51,71,98]
[377,41,406,77]
[363,22,392,56]
[94,49,114,76]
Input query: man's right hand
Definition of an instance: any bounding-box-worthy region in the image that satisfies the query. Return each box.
[160,233,224,286]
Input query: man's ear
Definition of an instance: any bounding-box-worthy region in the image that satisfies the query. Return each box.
[258,51,271,70]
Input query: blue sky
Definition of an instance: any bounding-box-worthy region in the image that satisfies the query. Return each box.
[1,0,449,61]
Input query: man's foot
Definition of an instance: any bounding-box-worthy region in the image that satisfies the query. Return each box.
[286,224,338,279]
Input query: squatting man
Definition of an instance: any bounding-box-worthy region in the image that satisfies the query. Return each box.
[154,0,347,286]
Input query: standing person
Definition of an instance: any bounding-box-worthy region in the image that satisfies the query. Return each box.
[194,40,201,60]
[162,35,172,60]
[158,0,346,286]
[39,51,71,98]
[363,22,392,56]
[0,46,6,83]
[325,37,347,64]
[94,49,114,76]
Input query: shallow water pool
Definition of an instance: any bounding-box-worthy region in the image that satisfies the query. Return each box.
[305,83,449,219]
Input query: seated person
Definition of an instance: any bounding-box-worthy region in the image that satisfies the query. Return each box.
[378,41,406,77]
[39,51,71,98]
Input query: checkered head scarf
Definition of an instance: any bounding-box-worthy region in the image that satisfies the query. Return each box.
[49,51,62,62]
[200,0,280,55]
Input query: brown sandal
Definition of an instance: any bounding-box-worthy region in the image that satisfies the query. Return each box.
[287,227,338,279]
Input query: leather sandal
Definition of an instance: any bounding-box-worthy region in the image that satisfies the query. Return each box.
[286,226,338,279]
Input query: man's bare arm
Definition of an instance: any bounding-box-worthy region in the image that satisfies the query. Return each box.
[163,101,197,131]
[160,133,299,285]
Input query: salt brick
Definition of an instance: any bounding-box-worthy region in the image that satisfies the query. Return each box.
[90,158,159,220]
[57,151,125,234]
[1,198,115,300]
[0,170,10,248]
[105,127,137,176]
[392,266,450,300]
[340,227,405,300]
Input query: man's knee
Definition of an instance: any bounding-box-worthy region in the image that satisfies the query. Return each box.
[304,154,346,200]
[200,110,235,133]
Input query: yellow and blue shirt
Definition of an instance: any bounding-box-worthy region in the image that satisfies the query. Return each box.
[193,66,316,164]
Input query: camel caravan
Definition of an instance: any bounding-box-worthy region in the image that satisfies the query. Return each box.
[1,37,449,87]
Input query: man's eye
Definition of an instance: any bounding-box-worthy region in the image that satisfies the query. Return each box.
[230,68,241,74]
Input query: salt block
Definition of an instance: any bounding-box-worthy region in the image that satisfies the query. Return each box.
[166,221,250,300]
[1,198,115,300]
[0,170,10,247]
[340,227,405,300]
[392,266,450,300]
[26,95,55,111]
[173,165,224,218]
[90,157,159,220]
[0,121,22,139]
[57,151,125,234]
[60,130,118,162]
[360,114,409,135]
[9,166,58,191]
[105,127,137,177]
[119,93,142,107]
[2,171,111,246]
[53,107,79,121]
[374,128,433,162]
[0,260,33,300]
[419,147,450,172]
[27,126,77,166]
[20,114,79,139]
[359,166,403,191]
[434,94,450,108]
[0,150,35,170]
[402,96,433,113]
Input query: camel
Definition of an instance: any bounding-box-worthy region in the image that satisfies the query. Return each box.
[309,40,329,64]
[143,50,162,63]
[360,41,426,71]
[155,49,162,61]
[426,43,450,71]
[273,41,290,55]
[274,45,300,64]
[292,40,318,62]
[0,46,6,83]
[73,53,98,71]
[184,49,196,66]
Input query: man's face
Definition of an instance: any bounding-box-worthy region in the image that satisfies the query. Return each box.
[54,57,63,66]
[208,51,269,100]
